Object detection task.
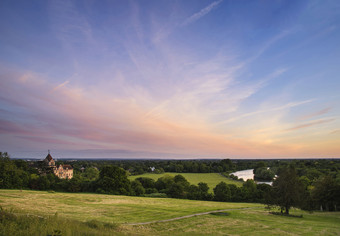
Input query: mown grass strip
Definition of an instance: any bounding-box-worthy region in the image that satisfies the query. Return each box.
[129,172,243,191]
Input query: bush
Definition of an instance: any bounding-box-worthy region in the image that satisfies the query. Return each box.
[47,229,62,236]
[145,188,158,194]
[142,193,168,198]
[103,222,118,230]
[269,212,303,218]
[86,219,102,229]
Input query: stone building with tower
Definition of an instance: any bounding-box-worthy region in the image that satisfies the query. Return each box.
[43,151,73,179]
[44,152,55,167]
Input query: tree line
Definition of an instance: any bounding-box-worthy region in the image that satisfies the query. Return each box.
[1,152,339,213]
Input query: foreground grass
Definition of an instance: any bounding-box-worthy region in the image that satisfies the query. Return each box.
[0,190,257,224]
[129,172,243,191]
[1,209,120,236]
[1,190,340,235]
[124,208,340,235]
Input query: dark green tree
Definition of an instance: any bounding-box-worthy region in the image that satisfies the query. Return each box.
[187,184,199,200]
[213,182,231,202]
[135,177,156,190]
[227,184,240,202]
[168,175,190,198]
[220,159,235,171]
[311,175,340,211]
[254,167,275,181]
[155,174,174,192]
[198,182,212,200]
[83,167,99,181]
[38,176,50,190]
[96,166,131,194]
[67,175,82,192]
[168,183,186,198]
[131,180,145,196]
[0,152,29,189]
[269,166,304,214]
[239,180,258,202]
[174,175,190,187]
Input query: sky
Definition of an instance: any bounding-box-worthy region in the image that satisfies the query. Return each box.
[0,0,339,159]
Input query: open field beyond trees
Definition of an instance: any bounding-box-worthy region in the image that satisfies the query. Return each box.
[129,172,243,191]
[1,190,340,235]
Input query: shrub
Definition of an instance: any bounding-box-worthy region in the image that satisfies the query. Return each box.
[269,212,303,218]
[142,193,167,198]
[0,206,17,223]
[86,219,102,229]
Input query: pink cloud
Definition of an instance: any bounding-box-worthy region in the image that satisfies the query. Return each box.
[285,118,335,131]
[0,120,28,134]
[299,107,332,121]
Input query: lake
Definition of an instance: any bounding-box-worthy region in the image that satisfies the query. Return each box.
[231,169,272,185]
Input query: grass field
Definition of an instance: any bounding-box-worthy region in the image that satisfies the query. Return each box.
[129,172,243,191]
[0,189,255,223]
[1,190,340,235]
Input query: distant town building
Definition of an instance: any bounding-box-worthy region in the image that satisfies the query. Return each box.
[43,151,73,179]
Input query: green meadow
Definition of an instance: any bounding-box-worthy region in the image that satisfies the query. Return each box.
[1,190,340,235]
[129,172,243,191]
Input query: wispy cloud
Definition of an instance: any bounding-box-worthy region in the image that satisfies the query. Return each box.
[48,0,93,44]
[299,107,331,121]
[330,129,340,135]
[52,81,69,91]
[182,0,223,26]
[151,0,225,43]
[216,99,314,125]
[285,118,335,131]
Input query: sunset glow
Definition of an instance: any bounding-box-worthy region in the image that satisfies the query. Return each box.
[1,1,339,159]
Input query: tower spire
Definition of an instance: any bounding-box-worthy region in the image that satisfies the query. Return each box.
[48,150,50,155]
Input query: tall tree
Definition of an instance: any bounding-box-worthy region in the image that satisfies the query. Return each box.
[269,165,303,214]
[311,175,340,211]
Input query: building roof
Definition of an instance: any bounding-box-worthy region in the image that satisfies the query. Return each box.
[45,154,53,161]
[62,164,73,169]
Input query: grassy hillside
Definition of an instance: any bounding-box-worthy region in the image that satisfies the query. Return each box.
[1,190,340,235]
[0,189,255,223]
[129,172,243,191]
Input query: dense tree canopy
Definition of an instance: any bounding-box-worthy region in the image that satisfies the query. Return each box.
[213,182,231,202]
[96,166,131,194]
[254,167,275,181]
[311,175,340,211]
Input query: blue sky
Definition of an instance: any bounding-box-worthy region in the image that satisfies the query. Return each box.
[0,0,339,159]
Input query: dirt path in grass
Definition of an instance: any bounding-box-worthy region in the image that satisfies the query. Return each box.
[125,207,260,225]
